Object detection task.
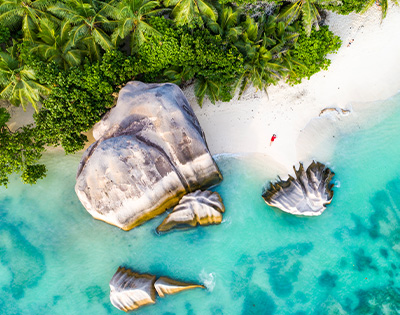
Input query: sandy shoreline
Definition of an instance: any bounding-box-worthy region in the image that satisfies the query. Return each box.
[186,4,400,174]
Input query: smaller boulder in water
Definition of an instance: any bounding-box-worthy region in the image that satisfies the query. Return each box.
[262,161,334,216]
[109,267,156,312]
[156,190,225,233]
[154,276,205,297]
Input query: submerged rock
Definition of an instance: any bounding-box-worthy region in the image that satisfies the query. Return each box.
[154,276,205,297]
[75,81,222,230]
[262,161,334,216]
[156,190,225,233]
[109,267,156,312]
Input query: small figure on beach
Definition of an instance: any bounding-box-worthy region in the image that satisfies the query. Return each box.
[270,134,277,146]
[347,39,354,47]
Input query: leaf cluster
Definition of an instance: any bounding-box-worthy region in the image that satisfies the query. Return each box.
[286,25,341,85]
[322,0,399,17]
[0,107,46,186]
[137,16,244,103]
[30,58,117,153]
[0,25,10,44]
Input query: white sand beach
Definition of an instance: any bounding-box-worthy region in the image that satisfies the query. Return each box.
[186,4,400,174]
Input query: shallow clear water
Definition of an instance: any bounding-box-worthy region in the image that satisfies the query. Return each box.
[1,94,400,315]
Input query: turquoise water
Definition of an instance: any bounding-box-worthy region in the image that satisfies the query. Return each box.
[1,95,400,314]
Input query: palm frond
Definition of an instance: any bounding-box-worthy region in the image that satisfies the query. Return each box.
[22,15,38,42]
[196,0,217,21]
[92,27,114,50]
[302,1,320,36]
[277,2,301,26]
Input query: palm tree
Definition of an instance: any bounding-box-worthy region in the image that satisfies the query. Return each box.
[163,66,195,85]
[361,0,399,19]
[0,0,55,42]
[235,42,289,97]
[103,0,163,53]
[48,0,114,61]
[233,17,294,97]
[0,44,50,112]
[194,76,221,106]
[262,17,300,56]
[164,0,217,26]
[277,0,341,36]
[29,18,88,69]
[205,4,242,44]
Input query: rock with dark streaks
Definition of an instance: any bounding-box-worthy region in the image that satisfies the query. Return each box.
[154,277,205,297]
[109,267,205,312]
[109,267,156,312]
[157,190,225,233]
[262,161,334,216]
[75,81,222,230]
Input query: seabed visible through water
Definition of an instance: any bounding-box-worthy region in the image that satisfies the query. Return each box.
[1,94,400,314]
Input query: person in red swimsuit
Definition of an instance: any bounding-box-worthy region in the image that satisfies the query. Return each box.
[270,134,277,146]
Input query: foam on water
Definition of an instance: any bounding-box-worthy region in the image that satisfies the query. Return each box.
[1,93,400,314]
[199,270,216,292]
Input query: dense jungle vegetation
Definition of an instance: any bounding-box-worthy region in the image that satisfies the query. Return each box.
[0,0,397,186]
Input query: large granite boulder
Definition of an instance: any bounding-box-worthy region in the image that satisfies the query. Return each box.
[262,161,334,216]
[75,82,222,230]
[156,190,225,233]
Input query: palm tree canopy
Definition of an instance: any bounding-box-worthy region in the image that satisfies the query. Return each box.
[164,0,217,26]
[232,15,303,97]
[104,0,162,52]
[278,0,341,36]
[30,18,87,69]
[0,0,56,41]
[48,0,114,56]
[0,45,50,111]
[205,4,242,42]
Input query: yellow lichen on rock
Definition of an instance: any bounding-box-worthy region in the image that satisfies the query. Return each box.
[157,190,225,233]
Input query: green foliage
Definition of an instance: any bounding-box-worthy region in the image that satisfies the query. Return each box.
[287,25,341,85]
[231,14,302,96]
[164,0,217,26]
[32,59,116,153]
[323,0,399,17]
[0,0,347,186]
[194,76,232,106]
[0,25,10,44]
[0,0,55,42]
[277,0,341,36]
[28,48,139,154]
[217,0,282,5]
[23,15,246,154]
[0,43,50,112]
[138,16,244,102]
[48,0,115,61]
[99,50,137,85]
[322,0,365,14]
[103,0,162,53]
[0,106,10,125]
[29,19,88,69]
[0,107,46,187]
